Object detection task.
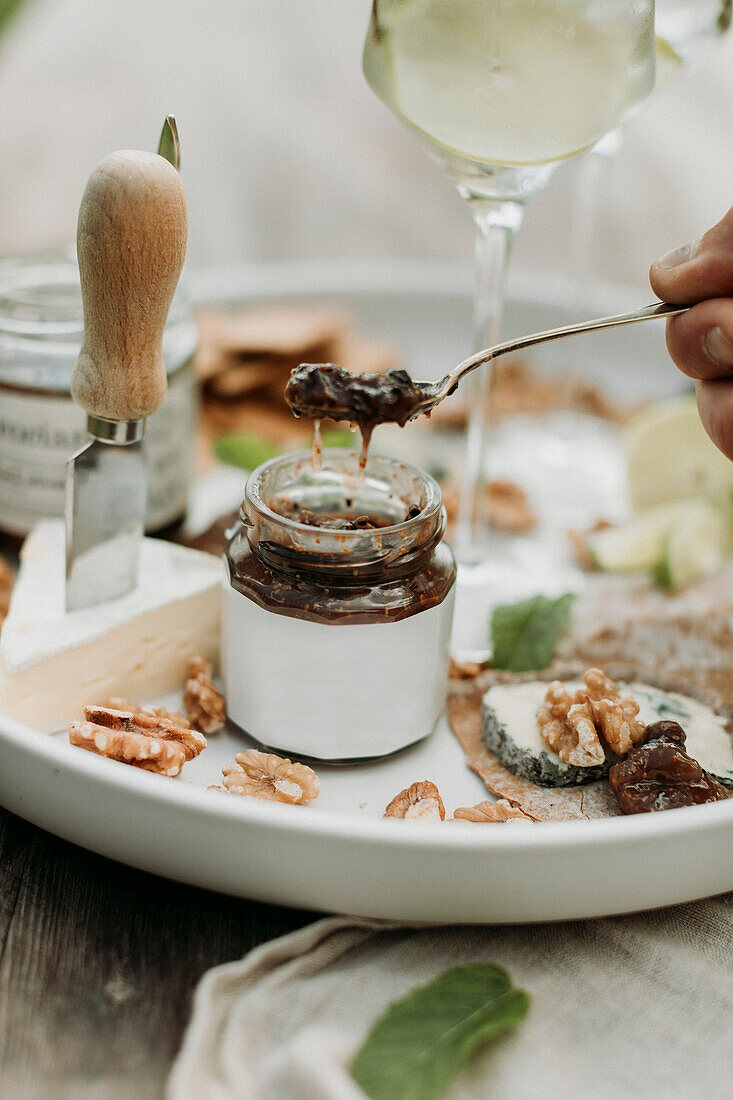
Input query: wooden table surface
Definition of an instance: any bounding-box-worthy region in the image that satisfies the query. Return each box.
[0,806,315,1099]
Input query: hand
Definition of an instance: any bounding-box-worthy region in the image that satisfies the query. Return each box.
[650,207,733,460]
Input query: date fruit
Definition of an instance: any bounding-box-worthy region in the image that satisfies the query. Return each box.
[609,720,728,814]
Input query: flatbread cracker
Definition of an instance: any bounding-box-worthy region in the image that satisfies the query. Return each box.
[558,612,733,708]
[447,689,621,821]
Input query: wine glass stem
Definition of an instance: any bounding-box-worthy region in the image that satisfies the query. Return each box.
[454,197,525,561]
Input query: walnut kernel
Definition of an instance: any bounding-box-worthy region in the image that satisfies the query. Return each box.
[102,698,192,729]
[384,781,445,822]
[537,668,646,767]
[453,799,534,823]
[221,749,319,804]
[487,480,536,534]
[69,705,206,777]
[183,655,226,733]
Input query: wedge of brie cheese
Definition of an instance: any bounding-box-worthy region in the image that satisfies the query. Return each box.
[0,521,222,732]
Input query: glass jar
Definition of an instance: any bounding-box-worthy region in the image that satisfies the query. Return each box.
[224,450,456,760]
[0,248,197,542]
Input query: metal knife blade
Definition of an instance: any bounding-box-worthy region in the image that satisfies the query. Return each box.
[66,430,148,611]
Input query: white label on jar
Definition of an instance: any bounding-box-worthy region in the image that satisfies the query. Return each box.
[0,369,195,536]
[223,581,456,760]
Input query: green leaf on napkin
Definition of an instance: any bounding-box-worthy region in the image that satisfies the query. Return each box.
[490,593,574,672]
[213,433,281,471]
[350,963,530,1100]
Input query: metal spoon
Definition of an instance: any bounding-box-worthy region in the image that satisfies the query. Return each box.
[286,301,689,425]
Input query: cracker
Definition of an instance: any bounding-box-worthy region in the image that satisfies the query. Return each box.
[447,689,621,821]
[557,612,733,709]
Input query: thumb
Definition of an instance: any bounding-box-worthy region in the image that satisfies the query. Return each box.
[650,205,733,303]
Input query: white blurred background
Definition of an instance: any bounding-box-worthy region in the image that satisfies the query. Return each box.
[0,0,731,293]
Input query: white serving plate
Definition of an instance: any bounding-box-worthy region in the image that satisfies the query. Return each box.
[1,261,731,922]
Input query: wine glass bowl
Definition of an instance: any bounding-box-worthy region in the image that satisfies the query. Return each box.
[363,0,655,194]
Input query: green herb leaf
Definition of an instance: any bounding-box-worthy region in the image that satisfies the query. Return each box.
[490,593,574,672]
[321,428,357,449]
[350,963,529,1100]
[157,116,181,171]
[651,553,673,590]
[213,433,280,471]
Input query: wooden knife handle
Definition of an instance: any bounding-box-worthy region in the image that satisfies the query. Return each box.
[71,149,188,421]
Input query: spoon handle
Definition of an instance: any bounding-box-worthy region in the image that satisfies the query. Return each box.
[444,301,690,396]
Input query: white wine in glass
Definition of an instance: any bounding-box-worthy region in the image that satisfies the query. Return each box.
[364,0,655,173]
[363,0,655,659]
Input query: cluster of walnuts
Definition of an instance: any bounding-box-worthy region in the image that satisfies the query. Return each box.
[537,668,646,767]
[69,655,225,778]
[384,780,533,824]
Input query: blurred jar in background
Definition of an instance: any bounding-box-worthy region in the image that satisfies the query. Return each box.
[0,248,197,546]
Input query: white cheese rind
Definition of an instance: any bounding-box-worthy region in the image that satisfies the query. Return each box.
[0,521,222,732]
[482,680,733,788]
[1,521,222,675]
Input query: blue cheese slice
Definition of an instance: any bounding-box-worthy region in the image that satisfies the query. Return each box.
[481,680,733,789]
[0,521,222,732]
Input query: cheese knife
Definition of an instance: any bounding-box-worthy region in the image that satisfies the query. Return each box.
[65,122,188,610]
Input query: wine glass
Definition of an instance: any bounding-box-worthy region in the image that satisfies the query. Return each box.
[363,0,655,657]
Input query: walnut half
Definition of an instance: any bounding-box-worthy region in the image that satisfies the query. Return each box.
[69,705,206,777]
[453,799,534,823]
[537,668,646,767]
[220,749,319,804]
[183,655,226,734]
[384,781,445,822]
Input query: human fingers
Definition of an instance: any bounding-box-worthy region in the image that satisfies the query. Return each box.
[662,297,733,381]
[695,377,733,461]
[649,205,733,304]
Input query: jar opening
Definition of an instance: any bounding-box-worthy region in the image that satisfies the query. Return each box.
[247,449,441,533]
[239,449,446,585]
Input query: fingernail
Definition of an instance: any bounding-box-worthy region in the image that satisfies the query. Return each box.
[703,326,733,370]
[654,239,700,269]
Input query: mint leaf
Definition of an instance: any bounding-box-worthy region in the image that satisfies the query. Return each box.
[321,428,356,449]
[213,433,280,471]
[490,593,574,672]
[351,963,529,1100]
[651,553,673,590]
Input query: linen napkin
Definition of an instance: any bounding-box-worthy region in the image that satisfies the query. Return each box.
[168,894,733,1100]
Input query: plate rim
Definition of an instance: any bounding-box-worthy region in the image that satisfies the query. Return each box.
[1,708,731,854]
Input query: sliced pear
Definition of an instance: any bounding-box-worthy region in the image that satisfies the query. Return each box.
[654,503,729,590]
[587,501,694,573]
[626,395,733,512]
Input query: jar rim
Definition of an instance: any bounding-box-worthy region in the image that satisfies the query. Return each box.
[244,448,444,538]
